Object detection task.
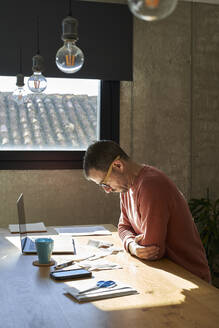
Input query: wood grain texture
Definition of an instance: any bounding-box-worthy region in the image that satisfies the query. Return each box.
[0,225,218,328]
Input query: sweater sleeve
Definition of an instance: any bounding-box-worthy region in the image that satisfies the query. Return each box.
[118,196,137,250]
[137,178,170,258]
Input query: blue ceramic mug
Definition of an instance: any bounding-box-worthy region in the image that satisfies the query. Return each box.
[35,238,54,264]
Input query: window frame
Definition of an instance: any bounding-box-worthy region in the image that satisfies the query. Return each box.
[0,80,120,170]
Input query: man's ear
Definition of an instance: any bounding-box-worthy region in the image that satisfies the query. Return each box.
[113,159,124,172]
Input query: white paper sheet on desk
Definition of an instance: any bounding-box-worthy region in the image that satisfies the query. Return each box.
[55,225,112,236]
[64,281,138,302]
[77,260,122,271]
[87,240,123,254]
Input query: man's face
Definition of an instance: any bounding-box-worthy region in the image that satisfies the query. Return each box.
[88,163,130,194]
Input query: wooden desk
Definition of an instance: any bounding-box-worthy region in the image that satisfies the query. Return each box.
[0,225,219,328]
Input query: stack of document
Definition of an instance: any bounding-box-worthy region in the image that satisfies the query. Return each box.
[64,281,138,302]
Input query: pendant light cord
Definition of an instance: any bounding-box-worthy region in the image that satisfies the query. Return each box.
[36,16,40,55]
[68,0,72,16]
[18,47,22,74]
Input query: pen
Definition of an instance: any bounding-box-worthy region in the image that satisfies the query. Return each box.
[54,254,95,270]
[54,260,75,270]
[72,239,76,255]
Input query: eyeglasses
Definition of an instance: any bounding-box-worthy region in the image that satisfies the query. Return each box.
[99,155,120,188]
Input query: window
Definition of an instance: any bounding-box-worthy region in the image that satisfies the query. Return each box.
[0,77,99,151]
[0,80,120,169]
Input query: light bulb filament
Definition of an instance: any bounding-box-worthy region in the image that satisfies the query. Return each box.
[65,55,75,67]
[145,0,160,8]
[34,80,40,89]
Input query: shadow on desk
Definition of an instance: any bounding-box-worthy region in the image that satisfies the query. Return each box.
[63,281,219,328]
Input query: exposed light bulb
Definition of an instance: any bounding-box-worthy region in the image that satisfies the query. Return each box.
[56,16,84,74]
[56,40,84,74]
[128,0,178,21]
[28,72,47,93]
[28,54,47,93]
[12,73,28,105]
[12,87,27,105]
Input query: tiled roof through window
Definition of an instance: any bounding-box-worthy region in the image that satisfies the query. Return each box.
[0,93,98,150]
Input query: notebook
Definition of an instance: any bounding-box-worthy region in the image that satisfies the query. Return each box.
[64,281,138,302]
[17,193,75,254]
[9,222,47,233]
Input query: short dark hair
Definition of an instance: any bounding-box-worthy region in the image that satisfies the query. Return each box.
[83,140,129,178]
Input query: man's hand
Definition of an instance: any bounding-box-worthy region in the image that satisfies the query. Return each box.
[128,234,160,260]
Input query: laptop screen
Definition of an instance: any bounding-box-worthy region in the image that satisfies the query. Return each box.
[17,193,27,251]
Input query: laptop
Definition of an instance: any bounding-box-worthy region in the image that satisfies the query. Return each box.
[17,193,75,254]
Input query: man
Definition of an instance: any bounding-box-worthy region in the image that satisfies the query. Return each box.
[83,140,211,283]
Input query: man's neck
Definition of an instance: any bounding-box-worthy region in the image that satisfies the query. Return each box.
[126,160,144,188]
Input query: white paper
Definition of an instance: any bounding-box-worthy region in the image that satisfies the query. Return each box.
[64,281,138,302]
[87,239,113,248]
[77,260,122,271]
[55,225,112,236]
[87,240,123,254]
[8,222,47,233]
[87,250,112,260]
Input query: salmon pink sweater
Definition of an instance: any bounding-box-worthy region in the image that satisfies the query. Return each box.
[118,165,211,283]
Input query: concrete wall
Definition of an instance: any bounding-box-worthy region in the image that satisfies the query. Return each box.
[120,0,219,201]
[192,3,219,199]
[0,1,219,228]
[130,1,191,198]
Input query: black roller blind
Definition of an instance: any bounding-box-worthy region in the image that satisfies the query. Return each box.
[0,0,133,81]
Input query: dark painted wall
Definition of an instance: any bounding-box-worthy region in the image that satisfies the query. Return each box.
[0,0,133,80]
